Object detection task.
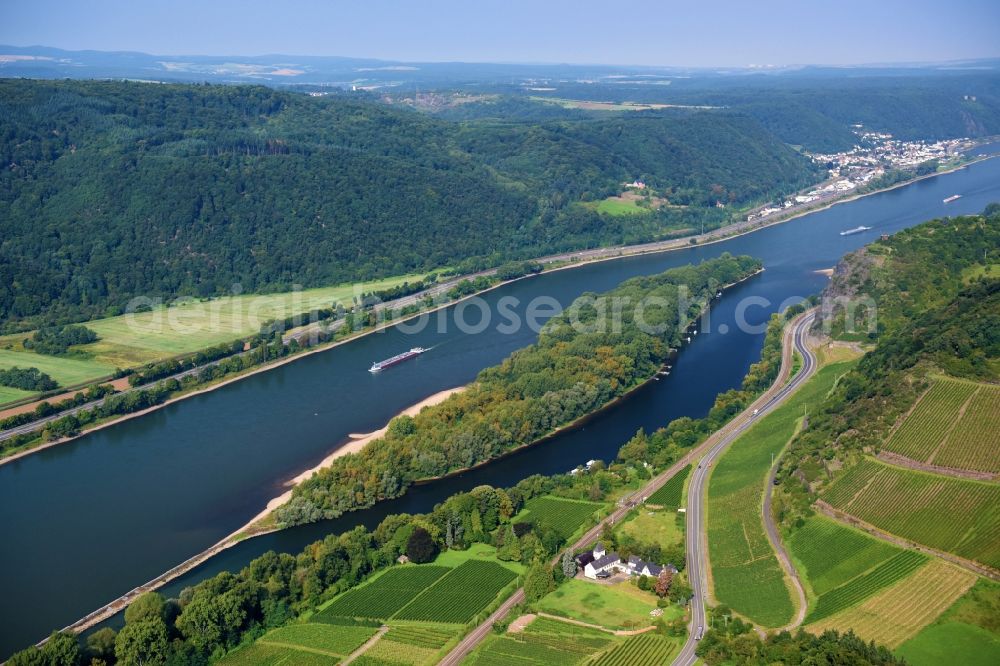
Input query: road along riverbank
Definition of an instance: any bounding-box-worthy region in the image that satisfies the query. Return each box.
[5,148,993,465]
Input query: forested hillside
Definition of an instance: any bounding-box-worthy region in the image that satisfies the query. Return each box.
[775,207,1000,522]
[0,79,815,328]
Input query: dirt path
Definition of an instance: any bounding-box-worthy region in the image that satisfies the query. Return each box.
[341,625,389,665]
[534,612,657,636]
[876,451,997,482]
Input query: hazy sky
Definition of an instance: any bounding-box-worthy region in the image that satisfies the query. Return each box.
[2,0,998,67]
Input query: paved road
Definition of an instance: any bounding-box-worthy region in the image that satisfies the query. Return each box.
[673,311,816,666]
[438,311,817,665]
[762,389,814,631]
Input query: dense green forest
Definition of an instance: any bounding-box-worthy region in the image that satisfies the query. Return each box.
[775,207,1000,523]
[0,79,815,328]
[275,253,762,526]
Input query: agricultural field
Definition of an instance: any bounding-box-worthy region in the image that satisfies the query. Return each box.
[896,578,1000,666]
[533,578,672,630]
[883,377,999,473]
[617,507,683,550]
[260,623,378,655]
[469,615,617,665]
[592,632,677,666]
[363,632,441,666]
[0,348,115,389]
[787,515,905,598]
[219,622,378,664]
[315,566,450,621]
[707,361,852,626]
[217,642,339,665]
[806,559,977,648]
[0,385,34,405]
[595,197,643,216]
[517,496,603,540]
[0,274,423,391]
[646,464,690,508]
[393,560,517,623]
[804,550,928,623]
[822,458,1000,569]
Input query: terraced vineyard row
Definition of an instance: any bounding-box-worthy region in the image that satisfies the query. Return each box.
[787,516,903,597]
[393,560,517,623]
[932,384,1000,473]
[591,633,675,666]
[823,458,1000,569]
[884,378,977,462]
[806,559,978,648]
[804,550,928,623]
[315,566,450,621]
[471,617,615,665]
[519,496,603,539]
[647,465,691,508]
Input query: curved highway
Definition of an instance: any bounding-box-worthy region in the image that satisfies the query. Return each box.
[439,310,817,665]
[673,310,816,666]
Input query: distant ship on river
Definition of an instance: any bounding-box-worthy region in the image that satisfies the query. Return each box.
[943,194,962,203]
[369,347,426,372]
[839,225,872,236]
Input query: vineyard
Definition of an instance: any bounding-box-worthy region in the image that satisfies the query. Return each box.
[787,515,904,597]
[647,465,691,507]
[883,378,1000,474]
[804,550,928,623]
[707,362,848,626]
[259,623,378,655]
[218,642,338,665]
[931,383,1000,473]
[471,616,616,665]
[354,623,457,666]
[392,560,517,623]
[592,633,676,666]
[823,458,1000,569]
[806,559,977,648]
[315,566,450,621]
[518,496,603,539]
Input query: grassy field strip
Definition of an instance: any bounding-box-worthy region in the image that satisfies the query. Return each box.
[822,458,1000,570]
[806,559,977,647]
[706,361,853,627]
[0,274,422,388]
[0,348,115,388]
[0,386,35,405]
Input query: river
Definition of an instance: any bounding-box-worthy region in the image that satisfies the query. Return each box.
[1,152,998,657]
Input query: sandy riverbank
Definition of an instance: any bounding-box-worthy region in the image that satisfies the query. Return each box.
[243,386,466,530]
[47,385,467,642]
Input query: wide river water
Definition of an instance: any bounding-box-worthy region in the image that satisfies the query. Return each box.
[2,153,999,656]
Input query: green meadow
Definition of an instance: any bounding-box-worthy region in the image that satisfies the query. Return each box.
[0,274,423,404]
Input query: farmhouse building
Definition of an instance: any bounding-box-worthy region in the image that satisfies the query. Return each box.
[577,543,677,580]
